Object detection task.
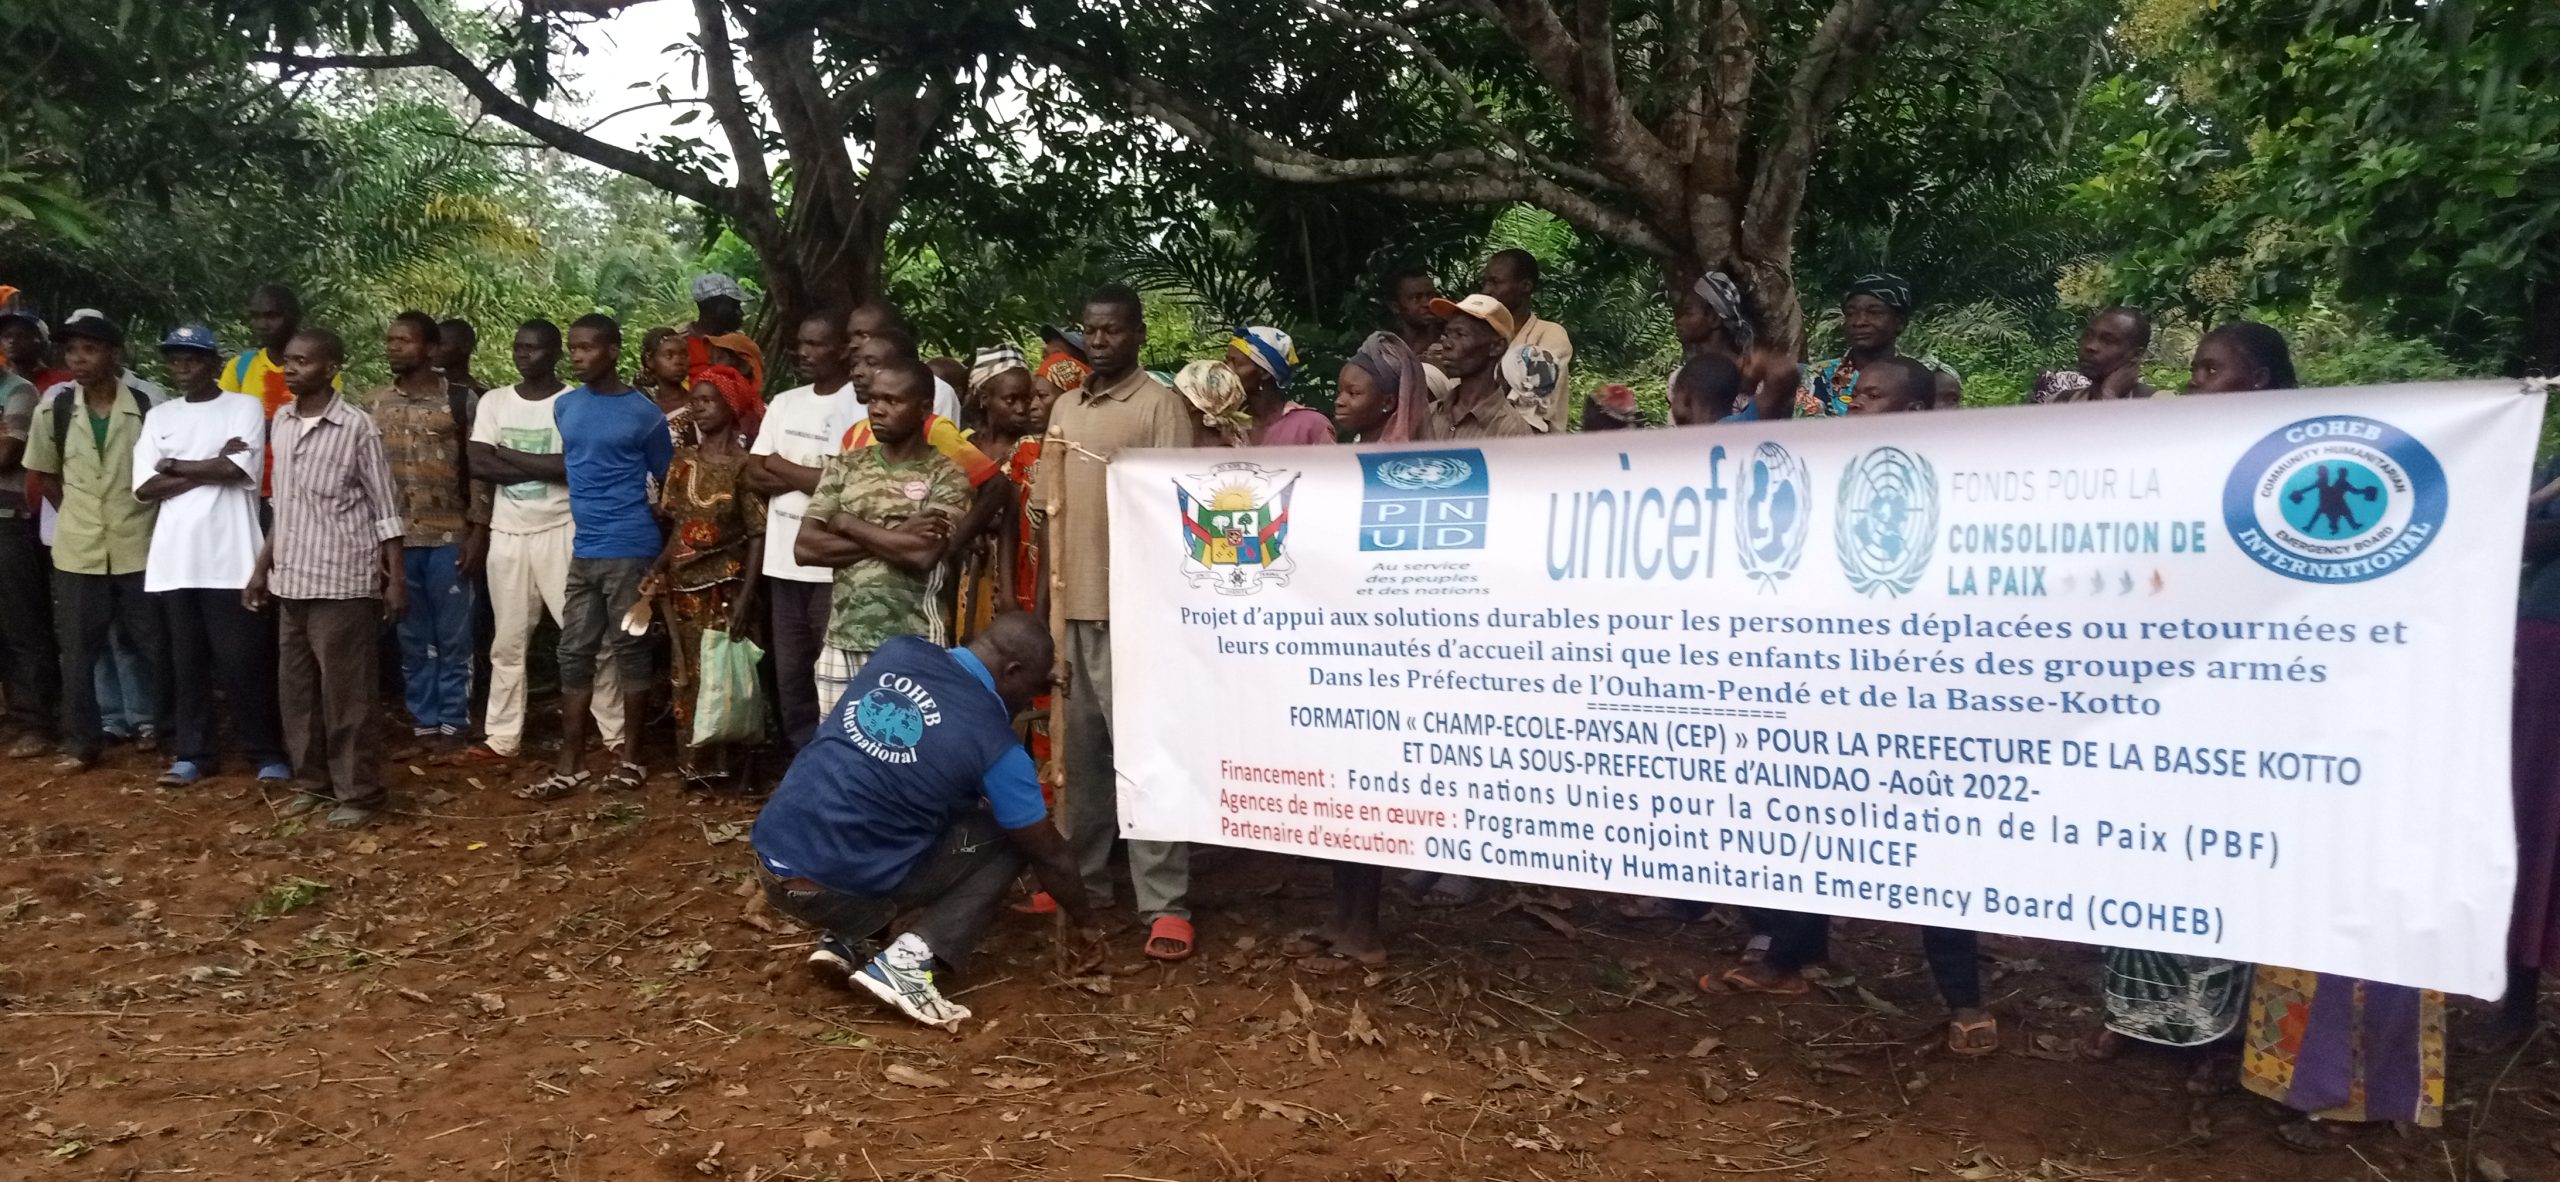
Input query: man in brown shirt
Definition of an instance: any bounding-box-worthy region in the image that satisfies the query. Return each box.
[372,311,485,750]
[1037,284,1199,960]
[1424,295,1537,441]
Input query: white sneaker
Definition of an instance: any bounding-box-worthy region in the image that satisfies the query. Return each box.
[852,933,972,1030]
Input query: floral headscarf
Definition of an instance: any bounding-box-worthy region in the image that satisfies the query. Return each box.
[687,363,764,437]
[1173,359,1251,445]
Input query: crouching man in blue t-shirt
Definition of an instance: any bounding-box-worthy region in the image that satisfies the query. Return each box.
[751,611,1103,1028]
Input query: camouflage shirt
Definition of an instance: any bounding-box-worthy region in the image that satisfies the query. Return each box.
[807,444,971,652]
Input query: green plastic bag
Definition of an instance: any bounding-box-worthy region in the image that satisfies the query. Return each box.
[691,628,767,748]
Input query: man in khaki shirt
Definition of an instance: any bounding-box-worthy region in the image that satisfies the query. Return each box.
[23,311,166,771]
[1038,284,1200,960]
[1479,249,1575,430]
[1423,295,1538,441]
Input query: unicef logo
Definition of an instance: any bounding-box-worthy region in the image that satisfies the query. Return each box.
[1376,455,1473,491]
[1736,442,1810,589]
[1834,446,1939,597]
[2222,416,2446,583]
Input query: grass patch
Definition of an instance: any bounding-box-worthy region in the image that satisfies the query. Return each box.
[249,877,330,918]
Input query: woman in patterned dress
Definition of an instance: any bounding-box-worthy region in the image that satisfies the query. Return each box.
[644,365,765,787]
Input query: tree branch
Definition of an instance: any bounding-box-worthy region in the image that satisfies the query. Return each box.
[1289,0,1616,194]
[353,0,747,223]
[253,49,430,73]
[1740,0,1939,267]
[693,0,772,211]
[1482,0,1681,218]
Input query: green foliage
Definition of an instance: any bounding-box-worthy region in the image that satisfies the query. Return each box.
[2077,0,2560,368]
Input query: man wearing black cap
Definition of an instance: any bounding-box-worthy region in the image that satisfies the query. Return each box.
[134,325,287,788]
[0,298,59,758]
[24,310,166,773]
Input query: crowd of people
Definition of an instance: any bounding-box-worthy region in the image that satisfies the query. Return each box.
[0,257,2539,1155]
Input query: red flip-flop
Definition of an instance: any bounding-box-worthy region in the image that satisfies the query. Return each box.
[1010,891,1058,915]
[1145,915,1195,961]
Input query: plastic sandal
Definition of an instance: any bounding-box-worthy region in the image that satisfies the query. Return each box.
[1145,915,1196,961]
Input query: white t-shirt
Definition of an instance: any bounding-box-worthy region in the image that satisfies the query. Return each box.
[827,375,964,438]
[130,391,265,592]
[470,384,574,536]
[752,381,859,582]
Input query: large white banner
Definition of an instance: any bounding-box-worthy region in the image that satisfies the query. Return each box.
[1106,383,2539,996]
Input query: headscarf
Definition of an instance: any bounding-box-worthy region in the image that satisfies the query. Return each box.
[1691,272,1756,351]
[1173,359,1251,444]
[687,363,763,438]
[700,331,764,389]
[1343,331,1427,444]
[969,343,1029,395]
[1843,272,1914,314]
[1229,326,1299,388]
[1037,343,1091,396]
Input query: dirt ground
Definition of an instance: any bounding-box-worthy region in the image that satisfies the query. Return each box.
[5,735,2558,1182]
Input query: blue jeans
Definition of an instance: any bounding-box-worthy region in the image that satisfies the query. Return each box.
[95,619,154,738]
[399,545,477,733]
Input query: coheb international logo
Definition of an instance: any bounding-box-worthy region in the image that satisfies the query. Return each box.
[1359,450,1490,551]
[1835,446,1938,597]
[1736,442,1811,589]
[2221,415,2446,583]
[846,673,941,765]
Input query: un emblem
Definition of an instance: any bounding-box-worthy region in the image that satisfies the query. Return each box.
[1376,455,1473,491]
[1835,446,1939,597]
[1735,442,1810,589]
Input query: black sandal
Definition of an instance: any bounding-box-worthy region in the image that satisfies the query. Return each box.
[602,761,650,791]
[518,770,590,801]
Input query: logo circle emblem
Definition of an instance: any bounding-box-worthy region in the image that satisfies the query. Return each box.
[849,688,927,751]
[1834,446,1939,597]
[2221,416,2445,582]
[1376,455,1471,491]
[1736,442,1811,586]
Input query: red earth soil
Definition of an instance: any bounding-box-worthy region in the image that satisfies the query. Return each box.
[3,740,2554,1181]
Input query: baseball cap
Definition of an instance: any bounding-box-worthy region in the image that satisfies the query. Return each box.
[689,273,752,304]
[1428,293,1517,341]
[0,290,42,333]
[56,308,124,348]
[160,324,221,355]
[1038,324,1089,362]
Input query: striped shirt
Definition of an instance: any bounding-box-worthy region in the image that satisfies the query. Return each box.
[270,395,404,600]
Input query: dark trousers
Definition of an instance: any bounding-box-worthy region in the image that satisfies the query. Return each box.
[0,517,57,736]
[760,810,1021,973]
[159,588,285,769]
[768,579,830,750]
[53,569,166,759]
[278,597,383,804]
[1753,908,1982,1009]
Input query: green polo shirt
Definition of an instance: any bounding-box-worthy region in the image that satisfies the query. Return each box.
[24,381,156,575]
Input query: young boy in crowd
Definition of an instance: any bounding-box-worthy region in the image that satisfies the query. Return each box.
[134,325,288,787]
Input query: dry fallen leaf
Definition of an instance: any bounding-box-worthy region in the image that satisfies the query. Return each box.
[1685,1036,1723,1058]
[640,1106,683,1126]
[882,1064,949,1089]
[982,1075,1053,1092]
[1345,1000,1385,1047]
[1290,978,1317,1018]
[470,991,507,1016]
[801,1128,837,1149]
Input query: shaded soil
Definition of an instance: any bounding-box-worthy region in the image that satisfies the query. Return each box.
[4,738,2556,1181]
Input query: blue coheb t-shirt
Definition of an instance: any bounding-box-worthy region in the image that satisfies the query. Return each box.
[752,638,1045,896]
[554,385,673,559]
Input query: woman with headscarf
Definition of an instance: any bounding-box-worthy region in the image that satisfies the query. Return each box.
[1803,273,1962,414]
[1225,326,1335,445]
[1173,360,1253,448]
[1334,332,1429,443]
[641,364,765,788]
